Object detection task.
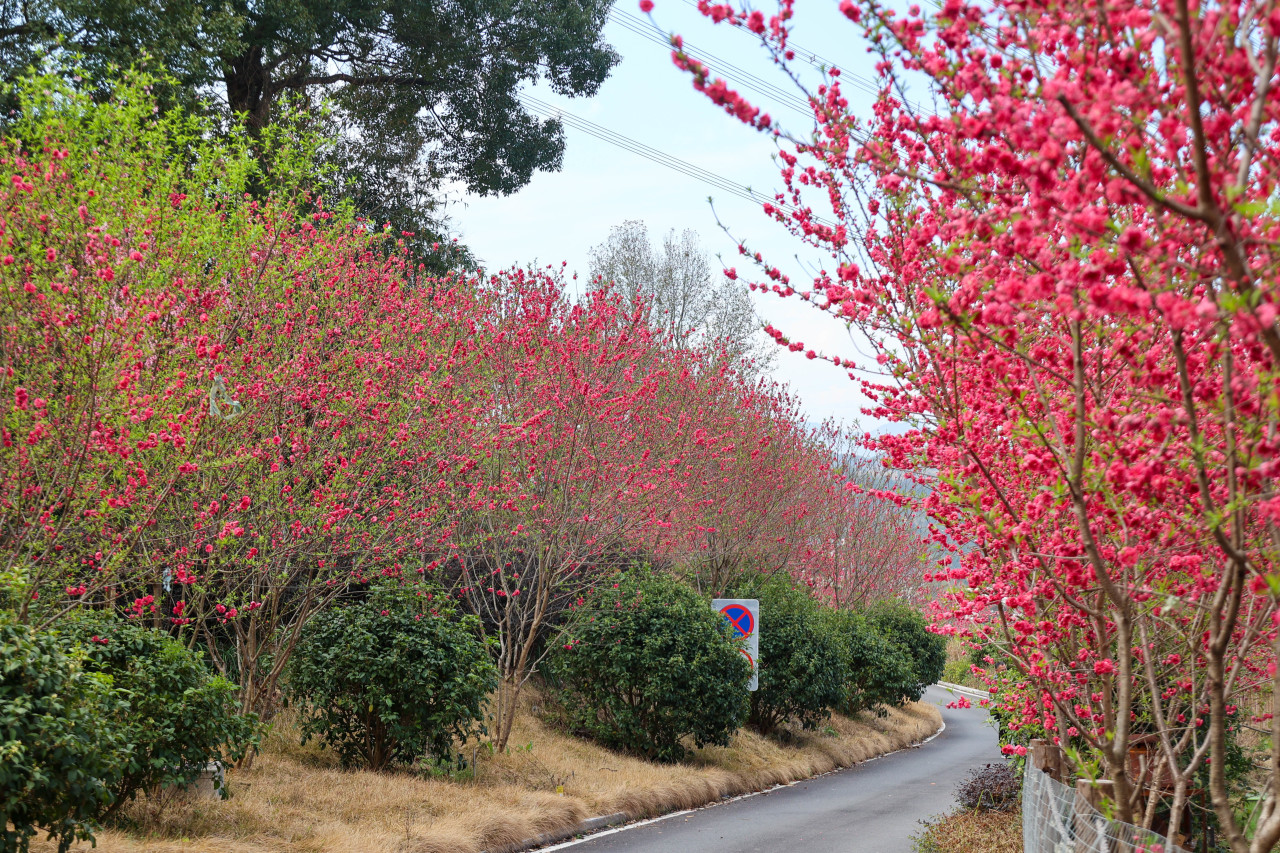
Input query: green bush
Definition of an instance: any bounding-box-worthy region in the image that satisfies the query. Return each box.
[867,599,947,699]
[0,613,127,853]
[546,573,750,762]
[287,587,497,771]
[734,579,845,735]
[837,610,921,716]
[61,613,259,814]
[942,658,973,685]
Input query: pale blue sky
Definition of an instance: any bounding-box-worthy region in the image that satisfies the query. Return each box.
[449,1,889,427]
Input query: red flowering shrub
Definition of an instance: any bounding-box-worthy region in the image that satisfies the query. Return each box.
[676,0,1280,845]
[0,72,479,717]
[0,69,929,756]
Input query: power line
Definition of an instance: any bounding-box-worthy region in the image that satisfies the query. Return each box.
[519,94,769,205]
[517,93,835,226]
[609,5,887,142]
[609,9,819,120]
[671,0,886,100]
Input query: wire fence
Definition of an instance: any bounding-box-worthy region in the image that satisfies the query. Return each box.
[1022,762,1192,853]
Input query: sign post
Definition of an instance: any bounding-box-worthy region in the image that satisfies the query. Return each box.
[712,598,759,691]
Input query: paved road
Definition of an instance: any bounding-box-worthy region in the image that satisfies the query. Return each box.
[561,685,1001,853]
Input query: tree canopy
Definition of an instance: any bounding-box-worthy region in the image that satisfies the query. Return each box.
[0,0,618,245]
[589,219,773,371]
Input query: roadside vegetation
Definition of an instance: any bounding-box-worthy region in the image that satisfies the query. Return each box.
[34,695,939,853]
[0,72,944,852]
[3,0,1275,845]
[672,0,1280,842]
[911,764,1023,853]
[940,639,988,693]
[912,810,1023,853]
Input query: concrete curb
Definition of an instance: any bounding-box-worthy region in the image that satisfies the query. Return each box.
[937,680,991,700]
[482,704,949,853]
[479,812,628,853]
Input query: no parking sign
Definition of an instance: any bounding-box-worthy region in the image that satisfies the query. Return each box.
[712,598,759,691]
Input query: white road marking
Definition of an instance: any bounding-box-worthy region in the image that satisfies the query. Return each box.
[537,708,951,850]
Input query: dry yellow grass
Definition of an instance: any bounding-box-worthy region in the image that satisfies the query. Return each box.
[911,808,1023,853]
[41,694,941,853]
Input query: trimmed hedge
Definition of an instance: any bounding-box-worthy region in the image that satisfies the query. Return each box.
[63,612,258,814]
[1,611,258,853]
[866,599,947,700]
[0,614,124,853]
[733,578,845,735]
[547,574,750,762]
[837,609,921,716]
[288,587,496,770]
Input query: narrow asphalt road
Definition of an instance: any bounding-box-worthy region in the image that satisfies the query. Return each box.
[559,685,1002,853]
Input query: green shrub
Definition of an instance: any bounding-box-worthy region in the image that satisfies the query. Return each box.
[287,587,497,771]
[546,573,750,762]
[867,599,947,698]
[838,610,921,716]
[942,658,973,685]
[734,578,845,735]
[0,613,127,853]
[61,612,259,814]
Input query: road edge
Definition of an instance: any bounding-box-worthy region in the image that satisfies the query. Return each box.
[936,680,992,700]
[480,698,949,853]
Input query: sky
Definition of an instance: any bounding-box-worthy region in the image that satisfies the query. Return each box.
[447,0,890,429]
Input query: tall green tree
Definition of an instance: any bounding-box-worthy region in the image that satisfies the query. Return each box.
[0,0,617,248]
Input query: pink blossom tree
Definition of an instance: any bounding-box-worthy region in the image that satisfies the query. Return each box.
[672,0,1280,844]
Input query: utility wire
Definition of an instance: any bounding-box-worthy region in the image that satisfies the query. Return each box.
[519,93,770,205]
[517,93,836,226]
[610,8,820,119]
[671,0,886,99]
[611,6,889,140]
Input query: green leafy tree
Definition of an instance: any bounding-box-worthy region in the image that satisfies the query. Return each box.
[61,613,259,816]
[835,610,920,716]
[735,578,845,735]
[0,0,618,248]
[287,586,497,771]
[0,0,242,111]
[546,573,751,762]
[0,613,126,853]
[866,599,947,698]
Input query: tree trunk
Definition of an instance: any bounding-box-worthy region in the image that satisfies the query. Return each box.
[493,674,523,752]
[223,46,272,132]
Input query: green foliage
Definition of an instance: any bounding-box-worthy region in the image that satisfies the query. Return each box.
[60,613,259,813]
[942,659,972,685]
[1,608,257,852]
[0,0,242,114]
[0,0,619,249]
[867,599,947,699]
[287,587,497,771]
[0,613,126,853]
[969,639,1017,673]
[837,610,921,716]
[546,573,751,762]
[734,578,845,735]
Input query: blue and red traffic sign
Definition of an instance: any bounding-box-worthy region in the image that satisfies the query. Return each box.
[719,603,755,638]
[712,598,759,691]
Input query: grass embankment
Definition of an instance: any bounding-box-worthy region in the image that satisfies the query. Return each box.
[50,692,940,853]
